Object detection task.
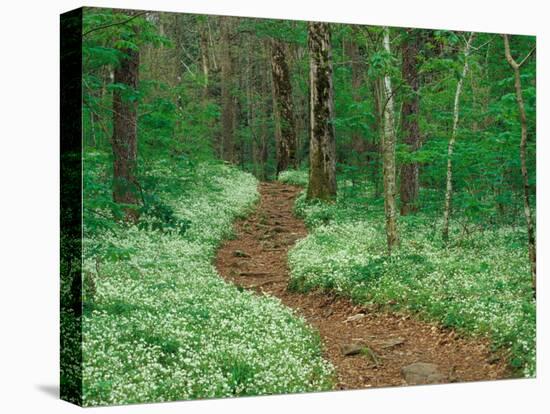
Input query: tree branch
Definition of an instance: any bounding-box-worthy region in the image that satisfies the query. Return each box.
[518,46,536,67]
[502,35,535,69]
[83,11,148,37]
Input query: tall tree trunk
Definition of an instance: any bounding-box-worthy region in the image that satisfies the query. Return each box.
[258,44,270,180]
[220,17,235,163]
[270,39,297,176]
[381,27,399,254]
[345,32,365,158]
[371,77,384,198]
[442,32,475,242]
[307,22,337,201]
[244,43,258,174]
[503,34,536,296]
[199,18,210,97]
[290,43,308,167]
[112,26,140,222]
[400,29,421,215]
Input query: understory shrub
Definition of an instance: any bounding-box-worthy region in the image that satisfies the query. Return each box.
[283,175,536,377]
[70,155,334,406]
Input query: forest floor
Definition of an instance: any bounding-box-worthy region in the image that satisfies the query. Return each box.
[216,181,510,389]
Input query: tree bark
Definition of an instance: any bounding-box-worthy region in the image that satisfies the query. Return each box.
[344,33,365,157]
[220,17,235,163]
[400,29,421,215]
[199,18,210,97]
[442,32,475,242]
[503,34,536,295]
[270,39,297,176]
[258,44,271,180]
[112,29,140,222]
[371,77,384,198]
[290,44,308,167]
[306,22,337,201]
[381,27,399,254]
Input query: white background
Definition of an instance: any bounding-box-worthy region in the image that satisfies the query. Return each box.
[0,0,547,412]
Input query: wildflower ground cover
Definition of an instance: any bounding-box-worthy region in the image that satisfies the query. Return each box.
[73,156,333,406]
[280,170,535,377]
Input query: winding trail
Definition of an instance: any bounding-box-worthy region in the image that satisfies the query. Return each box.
[216,181,509,389]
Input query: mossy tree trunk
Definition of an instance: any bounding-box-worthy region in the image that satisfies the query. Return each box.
[270,39,297,176]
[112,20,140,222]
[307,22,337,201]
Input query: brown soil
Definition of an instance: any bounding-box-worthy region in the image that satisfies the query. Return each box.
[215,181,510,390]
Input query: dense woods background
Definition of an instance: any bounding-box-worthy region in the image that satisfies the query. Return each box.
[82,9,536,248]
[63,7,536,406]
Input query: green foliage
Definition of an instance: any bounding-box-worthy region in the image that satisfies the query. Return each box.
[138,193,191,236]
[78,160,333,406]
[76,7,537,403]
[238,18,308,45]
[278,169,309,186]
[368,49,397,78]
[285,183,536,377]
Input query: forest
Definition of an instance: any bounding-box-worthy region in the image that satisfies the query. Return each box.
[62,7,536,406]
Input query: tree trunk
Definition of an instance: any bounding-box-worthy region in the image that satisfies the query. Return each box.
[503,34,536,296]
[400,29,421,215]
[307,22,337,201]
[112,32,140,222]
[372,77,384,198]
[199,18,210,97]
[258,45,270,180]
[442,32,475,242]
[270,39,297,176]
[289,44,308,167]
[381,27,399,254]
[220,17,235,163]
[348,34,366,159]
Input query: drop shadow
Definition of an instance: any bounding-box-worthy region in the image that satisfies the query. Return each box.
[36,384,59,399]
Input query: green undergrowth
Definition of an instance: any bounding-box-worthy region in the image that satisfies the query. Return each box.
[73,154,333,406]
[278,169,309,187]
[280,170,536,377]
